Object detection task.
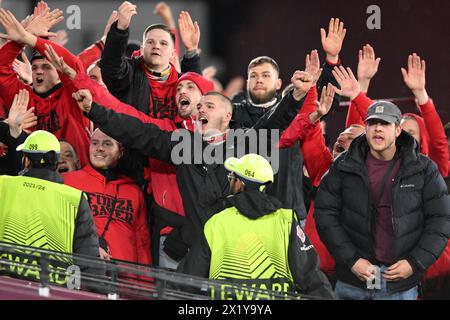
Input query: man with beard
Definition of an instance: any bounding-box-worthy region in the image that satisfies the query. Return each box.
[230,18,347,225]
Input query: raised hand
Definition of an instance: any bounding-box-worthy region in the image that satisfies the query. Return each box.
[332,66,361,100]
[291,71,314,101]
[72,89,93,113]
[178,11,200,51]
[25,7,64,38]
[13,52,32,85]
[154,2,175,29]
[44,43,77,80]
[0,9,29,43]
[223,76,245,99]
[309,83,336,124]
[401,53,428,104]
[315,83,335,118]
[202,65,217,79]
[305,49,322,86]
[33,1,49,17]
[117,1,137,31]
[103,10,118,38]
[8,89,37,138]
[357,44,381,93]
[321,18,347,64]
[50,29,69,46]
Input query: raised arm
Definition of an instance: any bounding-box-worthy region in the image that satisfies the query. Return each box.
[0,5,63,106]
[99,2,137,95]
[357,44,381,94]
[280,83,335,148]
[73,89,175,162]
[253,71,313,130]
[318,17,347,112]
[178,10,201,74]
[44,45,174,130]
[346,45,380,127]
[78,10,118,70]
[332,65,374,124]
[401,53,449,176]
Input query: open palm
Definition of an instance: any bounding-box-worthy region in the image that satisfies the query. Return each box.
[321,18,346,58]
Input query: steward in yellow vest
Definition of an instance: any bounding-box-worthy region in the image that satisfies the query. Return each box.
[178,154,335,299]
[0,130,99,285]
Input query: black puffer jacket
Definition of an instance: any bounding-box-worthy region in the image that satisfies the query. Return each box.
[314,132,450,293]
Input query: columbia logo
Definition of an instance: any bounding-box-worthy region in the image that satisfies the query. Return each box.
[400,184,415,188]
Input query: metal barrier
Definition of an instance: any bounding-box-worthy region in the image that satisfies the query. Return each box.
[0,241,328,300]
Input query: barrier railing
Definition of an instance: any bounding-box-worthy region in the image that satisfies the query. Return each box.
[0,241,329,300]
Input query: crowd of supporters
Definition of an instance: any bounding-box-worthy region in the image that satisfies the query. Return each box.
[0,1,449,300]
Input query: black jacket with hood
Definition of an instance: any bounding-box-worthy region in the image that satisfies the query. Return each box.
[314,132,450,293]
[231,61,342,219]
[177,190,335,300]
[85,91,306,261]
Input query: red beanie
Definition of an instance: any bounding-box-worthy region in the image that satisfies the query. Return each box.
[177,72,214,94]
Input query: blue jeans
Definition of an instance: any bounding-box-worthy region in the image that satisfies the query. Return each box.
[335,266,418,300]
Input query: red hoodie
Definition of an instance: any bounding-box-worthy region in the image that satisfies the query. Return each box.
[77,39,104,71]
[0,39,90,166]
[347,92,448,177]
[143,62,179,119]
[64,164,151,265]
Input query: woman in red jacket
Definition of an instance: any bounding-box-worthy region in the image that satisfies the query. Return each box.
[64,129,151,266]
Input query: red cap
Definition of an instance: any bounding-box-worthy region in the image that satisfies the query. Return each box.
[177,72,214,94]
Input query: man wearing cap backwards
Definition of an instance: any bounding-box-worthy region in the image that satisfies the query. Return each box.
[314,100,450,300]
[0,130,99,285]
[177,154,335,300]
